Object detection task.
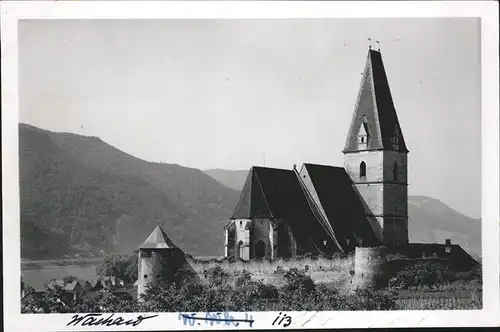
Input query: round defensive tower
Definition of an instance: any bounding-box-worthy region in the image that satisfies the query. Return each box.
[137,225,181,301]
[353,246,392,290]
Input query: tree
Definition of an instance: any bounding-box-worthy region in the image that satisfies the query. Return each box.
[22,285,72,313]
[96,254,138,284]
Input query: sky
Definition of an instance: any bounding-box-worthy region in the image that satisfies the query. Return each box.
[18,18,481,219]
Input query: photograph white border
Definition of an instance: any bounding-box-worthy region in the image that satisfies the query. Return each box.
[2,1,499,331]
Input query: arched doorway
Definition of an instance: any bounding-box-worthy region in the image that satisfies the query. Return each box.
[236,241,244,259]
[254,240,266,259]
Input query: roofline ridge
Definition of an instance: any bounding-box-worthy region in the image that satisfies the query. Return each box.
[294,166,345,254]
[253,165,293,172]
[304,163,344,169]
[253,170,274,219]
[367,51,384,149]
[343,51,371,151]
[230,167,254,219]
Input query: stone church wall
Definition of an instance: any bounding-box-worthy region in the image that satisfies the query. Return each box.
[382,151,408,183]
[232,218,251,260]
[344,150,385,182]
[251,218,273,258]
[355,184,384,216]
[383,184,408,216]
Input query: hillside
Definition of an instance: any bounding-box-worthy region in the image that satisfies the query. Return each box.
[204,169,248,192]
[19,123,240,259]
[203,169,482,258]
[407,195,481,259]
[19,123,481,260]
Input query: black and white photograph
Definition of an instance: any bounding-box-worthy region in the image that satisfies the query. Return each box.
[2,1,499,331]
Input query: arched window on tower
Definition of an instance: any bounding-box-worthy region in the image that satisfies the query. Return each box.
[360,161,366,179]
[393,162,398,181]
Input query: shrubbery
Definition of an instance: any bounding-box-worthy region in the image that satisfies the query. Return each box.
[23,265,399,313]
[388,260,477,290]
[25,257,481,313]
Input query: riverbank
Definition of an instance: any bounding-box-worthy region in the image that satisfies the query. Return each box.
[21,257,103,271]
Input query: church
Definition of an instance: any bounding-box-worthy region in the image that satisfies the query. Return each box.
[224,48,410,260]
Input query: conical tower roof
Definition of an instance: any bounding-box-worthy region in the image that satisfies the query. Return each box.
[139,225,178,250]
[344,49,408,153]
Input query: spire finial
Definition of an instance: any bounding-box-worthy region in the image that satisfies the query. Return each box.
[376,40,380,52]
[368,37,372,50]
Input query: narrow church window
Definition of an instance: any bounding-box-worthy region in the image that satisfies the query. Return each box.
[239,221,242,226]
[360,161,366,178]
[393,162,398,181]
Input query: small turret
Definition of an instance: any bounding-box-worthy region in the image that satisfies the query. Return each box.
[137,225,180,301]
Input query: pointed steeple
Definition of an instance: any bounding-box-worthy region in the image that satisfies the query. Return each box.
[344,49,408,153]
[139,225,178,249]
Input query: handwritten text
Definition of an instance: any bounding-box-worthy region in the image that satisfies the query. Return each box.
[178,312,254,327]
[67,313,158,327]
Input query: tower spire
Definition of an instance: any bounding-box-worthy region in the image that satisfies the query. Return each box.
[343,49,408,153]
[343,48,409,247]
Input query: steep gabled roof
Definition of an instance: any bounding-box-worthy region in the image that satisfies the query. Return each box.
[301,163,380,250]
[231,166,274,219]
[344,49,408,153]
[232,166,317,220]
[231,166,331,253]
[139,225,178,250]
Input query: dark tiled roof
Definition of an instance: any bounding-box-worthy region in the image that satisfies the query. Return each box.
[139,225,178,249]
[404,243,480,270]
[344,50,408,153]
[302,164,380,251]
[231,166,331,253]
[232,166,314,220]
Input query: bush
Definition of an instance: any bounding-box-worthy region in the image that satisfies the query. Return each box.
[281,267,315,294]
[389,260,457,289]
[139,280,227,312]
[278,268,318,310]
[204,266,230,290]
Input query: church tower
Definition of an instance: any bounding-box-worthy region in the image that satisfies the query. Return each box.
[137,225,180,301]
[343,48,409,246]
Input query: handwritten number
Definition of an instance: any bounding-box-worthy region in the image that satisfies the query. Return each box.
[272,313,292,328]
[181,312,253,327]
